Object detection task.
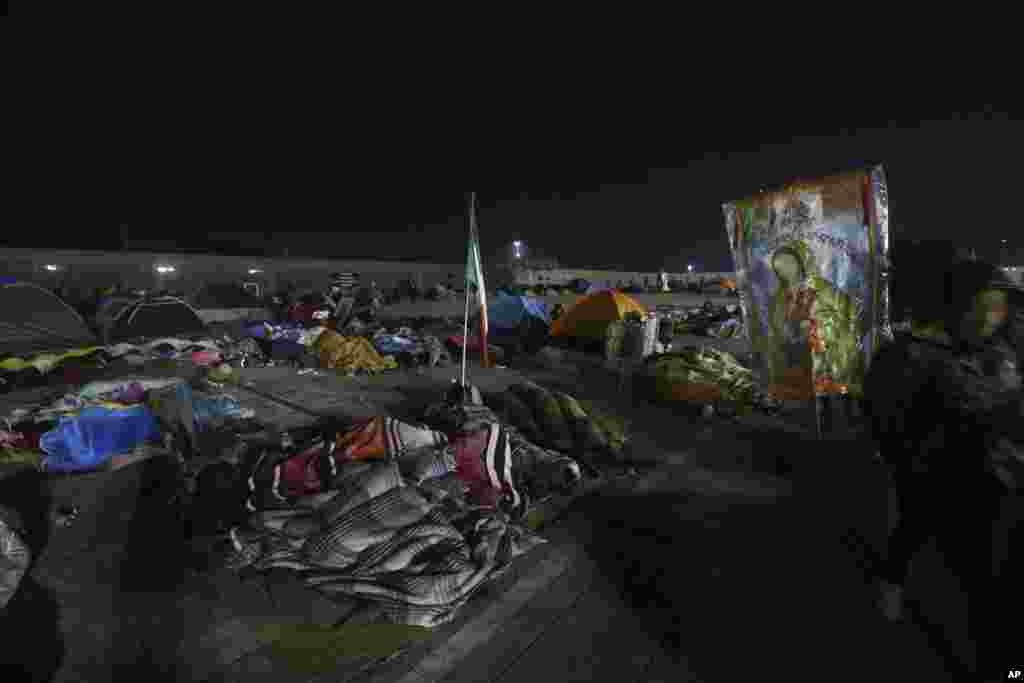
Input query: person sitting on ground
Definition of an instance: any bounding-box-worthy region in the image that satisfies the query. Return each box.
[328,274,358,324]
[864,258,1023,678]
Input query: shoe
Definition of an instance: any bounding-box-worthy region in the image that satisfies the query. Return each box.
[878,581,905,622]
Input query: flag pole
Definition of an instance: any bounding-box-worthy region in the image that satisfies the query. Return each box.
[461,277,471,389]
[473,193,489,369]
[460,192,474,389]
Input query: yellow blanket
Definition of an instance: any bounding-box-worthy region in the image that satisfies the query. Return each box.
[0,347,103,374]
[314,331,397,374]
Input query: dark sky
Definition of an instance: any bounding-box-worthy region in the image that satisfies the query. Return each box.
[7,111,1019,271]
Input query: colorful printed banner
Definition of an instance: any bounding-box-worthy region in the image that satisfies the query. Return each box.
[723,166,890,399]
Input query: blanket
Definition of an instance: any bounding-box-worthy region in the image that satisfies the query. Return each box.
[315,330,398,374]
[335,417,448,463]
[452,423,524,517]
[245,422,451,512]
[227,462,544,627]
[0,507,30,609]
[507,383,574,452]
[482,391,543,444]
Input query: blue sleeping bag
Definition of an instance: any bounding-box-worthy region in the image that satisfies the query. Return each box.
[41,405,161,473]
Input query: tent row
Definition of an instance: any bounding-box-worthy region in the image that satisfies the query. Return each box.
[0,279,208,357]
[2,273,660,362]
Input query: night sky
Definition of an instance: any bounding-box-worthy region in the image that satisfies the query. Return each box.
[6,111,1018,271]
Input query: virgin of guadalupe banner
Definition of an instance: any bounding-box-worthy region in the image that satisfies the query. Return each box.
[722,166,890,400]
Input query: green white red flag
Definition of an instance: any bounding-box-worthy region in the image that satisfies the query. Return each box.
[465,195,489,367]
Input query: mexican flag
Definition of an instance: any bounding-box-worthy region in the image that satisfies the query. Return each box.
[465,201,489,367]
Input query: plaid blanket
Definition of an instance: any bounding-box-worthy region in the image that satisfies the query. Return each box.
[304,508,542,627]
[0,507,30,609]
[225,462,544,627]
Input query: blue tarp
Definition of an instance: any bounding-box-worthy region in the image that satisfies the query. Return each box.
[489,294,550,331]
[374,335,426,356]
[192,393,249,430]
[41,405,161,473]
[244,321,301,341]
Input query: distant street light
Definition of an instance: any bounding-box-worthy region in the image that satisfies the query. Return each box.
[156,265,176,274]
[687,264,694,273]
[44,264,59,271]
[512,241,523,259]
[248,269,263,275]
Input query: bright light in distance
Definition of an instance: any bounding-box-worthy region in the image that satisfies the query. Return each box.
[687,264,694,272]
[249,269,262,275]
[156,265,176,274]
[44,264,59,271]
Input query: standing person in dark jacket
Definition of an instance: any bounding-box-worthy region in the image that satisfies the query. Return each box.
[864,259,1023,678]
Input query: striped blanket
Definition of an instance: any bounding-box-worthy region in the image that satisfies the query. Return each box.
[452,423,525,518]
[335,417,448,462]
[245,421,452,512]
[226,461,544,627]
[0,507,30,609]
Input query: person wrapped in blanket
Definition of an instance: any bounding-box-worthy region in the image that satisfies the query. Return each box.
[863,259,1022,679]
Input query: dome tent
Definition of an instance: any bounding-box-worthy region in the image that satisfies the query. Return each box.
[0,279,97,356]
[109,296,207,343]
[95,294,140,335]
[489,293,550,330]
[477,293,552,353]
[192,283,264,309]
[551,290,647,339]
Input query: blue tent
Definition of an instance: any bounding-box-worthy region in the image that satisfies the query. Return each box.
[489,294,550,331]
[482,294,551,353]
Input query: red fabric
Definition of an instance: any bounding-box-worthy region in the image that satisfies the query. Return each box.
[447,335,498,355]
[451,430,501,509]
[288,303,323,325]
[278,444,327,497]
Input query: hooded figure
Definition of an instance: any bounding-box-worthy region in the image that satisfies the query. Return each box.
[864,259,1022,675]
[766,240,863,397]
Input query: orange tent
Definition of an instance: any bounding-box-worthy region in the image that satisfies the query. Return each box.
[550,290,647,339]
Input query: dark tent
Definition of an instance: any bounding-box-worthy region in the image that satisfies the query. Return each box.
[109,297,207,343]
[95,295,139,332]
[480,294,551,353]
[192,283,264,309]
[0,280,98,356]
